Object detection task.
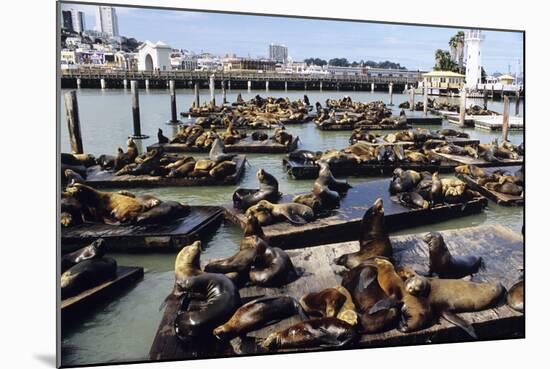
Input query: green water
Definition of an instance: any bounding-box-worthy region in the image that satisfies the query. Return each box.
[60,88,524,366]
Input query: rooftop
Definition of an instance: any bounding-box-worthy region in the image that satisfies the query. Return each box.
[423,70,465,77]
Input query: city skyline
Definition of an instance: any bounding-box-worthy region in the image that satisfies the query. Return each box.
[62,3,523,74]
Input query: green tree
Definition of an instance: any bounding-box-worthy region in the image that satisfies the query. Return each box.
[434,49,459,72]
[328,58,350,67]
[481,67,487,83]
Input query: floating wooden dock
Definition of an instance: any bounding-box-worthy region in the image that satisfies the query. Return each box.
[432,152,523,168]
[84,155,246,188]
[405,116,443,125]
[282,158,457,180]
[315,121,411,131]
[457,166,524,206]
[149,224,523,360]
[147,137,299,154]
[61,206,224,252]
[447,115,523,131]
[349,137,480,148]
[62,266,144,322]
[223,179,488,248]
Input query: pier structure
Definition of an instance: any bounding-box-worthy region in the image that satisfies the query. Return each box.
[61,69,422,92]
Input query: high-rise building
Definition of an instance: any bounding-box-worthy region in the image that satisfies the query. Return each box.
[96,6,119,37]
[269,43,288,63]
[464,29,484,89]
[62,10,73,31]
[70,9,86,33]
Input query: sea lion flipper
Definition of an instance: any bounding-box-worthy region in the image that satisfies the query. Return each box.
[441,311,477,339]
[282,213,307,225]
[368,296,400,315]
[317,327,346,347]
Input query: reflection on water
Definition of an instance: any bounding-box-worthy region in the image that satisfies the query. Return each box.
[60,88,524,366]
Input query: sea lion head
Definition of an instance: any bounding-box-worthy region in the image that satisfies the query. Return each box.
[404,275,431,297]
[176,241,203,269]
[369,198,384,216]
[91,238,107,256]
[255,200,274,211]
[243,213,265,238]
[262,332,281,350]
[422,232,445,253]
[257,168,266,181]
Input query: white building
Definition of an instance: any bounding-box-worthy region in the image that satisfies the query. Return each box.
[136,40,172,71]
[464,29,484,89]
[96,6,119,37]
[269,43,288,63]
[69,9,86,33]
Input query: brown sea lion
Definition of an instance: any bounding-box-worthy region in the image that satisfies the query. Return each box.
[254,200,314,225]
[300,288,346,318]
[213,296,307,341]
[64,168,85,185]
[113,138,138,170]
[485,182,523,196]
[61,257,117,299]
[209,160,237,179]
[506,280,524,313]
[334,286,359,326]
[316,161,352,194]
[233,169,281,210]
[424,232,484,279]
[249,247,298,287]
[204,236,266,275]
[262,317,357,350]
[135,201,190,225]
[174,273,241,341]
[61,238,107,273]
[292,193,323,214]
[334,198,393,269]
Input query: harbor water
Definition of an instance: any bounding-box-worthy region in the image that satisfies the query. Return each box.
[60,88,524,366]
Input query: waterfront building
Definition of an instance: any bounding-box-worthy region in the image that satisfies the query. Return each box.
[423,70,465,91]
[367,67,422,79]
[96,6,119,37]
[269,43,288,63]
[325,65,364,76]
[69,9,86,33]
[225,58,276,72]
[62,10,73,31]
[464,29,484,89]
[136,40,172,71]
[498,74,516,86]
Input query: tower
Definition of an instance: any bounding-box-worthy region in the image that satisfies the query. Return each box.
[464,29,484,89]
[96,6,119,37]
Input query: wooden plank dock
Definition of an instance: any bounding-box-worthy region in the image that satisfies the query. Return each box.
[447,115,523,131]
[147,137,299,154]
[405,116,443,125]
[457,166,524,206]
[433,152,523,168]
[149,224,523,360]
[84,155,246,188]
[61,206,224,252]
[62,266,144,322]
[223,179,488,249]
[282,158,457,180]
[315,121,411,131]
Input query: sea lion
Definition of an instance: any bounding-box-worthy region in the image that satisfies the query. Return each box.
[96,154,116,170]
[209,160,237,179]
[424,232,484,279]
[249,247,298,287]
[117,148,165,176]
[300,288,346,318]
[506,280,524,313]
[204,237,266,275]
[292,193,323,214]
[341,263,399,333]
[64,168,85,185]
[135,200,190,225]
[397,191,429,209]
[113,138,139,171]
[61,238,107,273]
[213,296,307,341]
[158,128,169,144]
[430,172,443,205]
[233,169,280,210]
[334,286,358,326]
[485,182,523,196]
[209,138,237,164]
[316,161,352,194]
[174,241,203,284]
[254,200,314,225]
[262,317,357,350]
[174,273,241,340]
[61,257,117,299]
[334,198,393,269]
[389,168,421,194]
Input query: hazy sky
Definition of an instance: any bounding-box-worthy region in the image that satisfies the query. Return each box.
[62,3,524,74]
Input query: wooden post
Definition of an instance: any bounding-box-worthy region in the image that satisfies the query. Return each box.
[483,86,488,110]
[388,83,393,106]
[491,84,494,99]
[100,78,106,89]
[502,96,510,142]
[222,81,227,104]
[209,74,215,106]
[64,90,83,154]
[423,79,428,116]
[458,89,466,127]
[76,78,81,89]
[168,80,179,124]
[228,80,231,91]
[320,81,323,92]
[284,81,288,92]
[130,81,148,139]
[515,90,520,116]
[371,82,374,92]
[193,82,200,108]
[145,79,150,89]
[409,88,415,111]
[266,80,269,92]
[248,80,252,92]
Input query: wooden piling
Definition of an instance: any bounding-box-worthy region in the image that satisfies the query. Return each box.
[193,82,200,108]
[130,81,148,139]
[423,79,428,116]
[64,90,84,154]
[209,74,215,107]
[222,81,227,104]
[265,80,269,92]
[458,89,466,127]
[409,88,415,111]
[483,86,488,110]
[515,90,520,116]
[167,80,180,124]
[502,96,510,142]
[388,83,393,106]
[371,82,374,92]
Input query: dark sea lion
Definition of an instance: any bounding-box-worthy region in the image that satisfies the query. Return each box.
[61,257,117,299]
[288,150,322,164]
[300,288,346,318]
[341,263,399,333]
[135,201,190,225]
[292,193,323,214]
[213,296,306,340]
[424,232,484,279]
[174,273,241,340]
[158,128,169,144]
[262,317,357,350]
[61,238,107,273]
[334,198,393,269]
[485,182,523,196]
[397,191,429,209]
[249,247,297,287]
[114,138,139,170]
[209,138,237,164]
[316,161,352,194]
[118,148,164,176]
[205,237,266,274]
[389,168,421,194]
[255,200,314,225]
[233,169,280,210]
[174,241,203,284]
[506,280,524,313]
[64,168,85,185]
[96,154,116,170]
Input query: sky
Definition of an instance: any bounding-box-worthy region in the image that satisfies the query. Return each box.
[62,3,524,74]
